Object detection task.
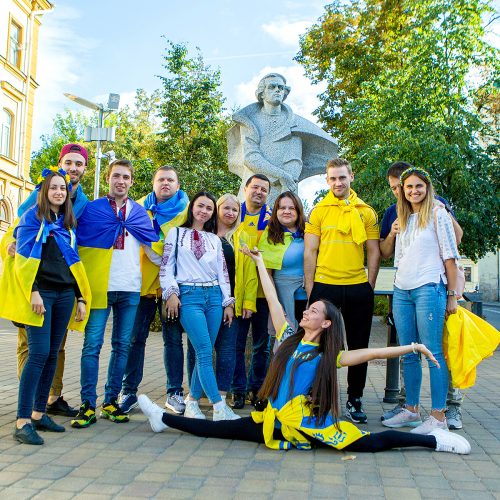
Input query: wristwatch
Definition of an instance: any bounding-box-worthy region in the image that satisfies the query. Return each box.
[446,290,457,297]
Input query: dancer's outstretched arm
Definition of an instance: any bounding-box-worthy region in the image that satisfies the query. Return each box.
[339,344,439,368]
[240,245,286,334]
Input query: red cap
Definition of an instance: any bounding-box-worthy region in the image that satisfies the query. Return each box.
[59,143,88,165]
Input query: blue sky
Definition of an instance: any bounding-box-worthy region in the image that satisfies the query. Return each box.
[33,0,330,198]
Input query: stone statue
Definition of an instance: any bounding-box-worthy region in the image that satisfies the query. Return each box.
[227,73,338,205]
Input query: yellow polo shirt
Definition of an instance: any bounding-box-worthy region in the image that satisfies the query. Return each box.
[306,190,379,285]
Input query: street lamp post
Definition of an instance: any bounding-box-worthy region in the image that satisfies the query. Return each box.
[63,93,120,199]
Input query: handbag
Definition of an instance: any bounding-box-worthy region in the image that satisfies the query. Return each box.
[161,228,179,322]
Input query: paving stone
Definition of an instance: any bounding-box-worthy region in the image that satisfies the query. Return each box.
[33,490,76,500]
[119,481,163,498]
[384,486,422,500]
[0,318,499,498]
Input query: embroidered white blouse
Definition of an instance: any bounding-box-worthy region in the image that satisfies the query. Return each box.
[159,227,234,307]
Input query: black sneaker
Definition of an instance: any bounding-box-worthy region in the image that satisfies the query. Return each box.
[101,398,130,423]
[13,423,44,445]
[231,393,245,410]
[345,398,368,424]
[47,396,78,417]
[71,401,97,429]
[32,414,65,432]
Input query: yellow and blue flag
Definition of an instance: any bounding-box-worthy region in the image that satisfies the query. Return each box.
[0,207,91,332]
[76,198,159,308]
[138,192,188,296]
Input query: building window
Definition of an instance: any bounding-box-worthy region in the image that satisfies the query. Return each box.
[0,201,9,223]
[8,20,23,68]
[464,266,472,282]
[1,110,13,157]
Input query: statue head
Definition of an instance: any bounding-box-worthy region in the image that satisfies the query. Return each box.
[255,73,291,105]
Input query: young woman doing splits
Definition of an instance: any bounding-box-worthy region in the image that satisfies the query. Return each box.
[139,246,470,454]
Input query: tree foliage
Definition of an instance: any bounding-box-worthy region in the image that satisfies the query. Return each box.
[297,0,499,260]
[155,40,239,198]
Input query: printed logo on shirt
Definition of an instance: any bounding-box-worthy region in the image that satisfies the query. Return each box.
[248,222,255,226]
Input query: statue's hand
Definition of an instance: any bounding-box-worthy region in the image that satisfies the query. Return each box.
[281,172,298,192]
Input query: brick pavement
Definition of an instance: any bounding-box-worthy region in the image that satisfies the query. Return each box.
[0,317,499,499]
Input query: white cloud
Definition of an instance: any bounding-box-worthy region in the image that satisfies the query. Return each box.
[234,63,326,123]
[261,20,311,47]
[32,6,97,145]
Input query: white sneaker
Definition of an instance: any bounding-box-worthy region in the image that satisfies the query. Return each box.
[431,428,471,454]
[213,403,241,421]
[445,405,463,430]
[184,400,206,419]
[382,408,422,428]
[410,415,448,434]
[138,395,168,433]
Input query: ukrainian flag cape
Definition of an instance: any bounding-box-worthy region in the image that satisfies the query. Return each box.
[251,396,368,450]
[18,184,88,219]
[76,197,159,308]
[443,306,500,389]
[0,207,91,332]
[138,192,188,296]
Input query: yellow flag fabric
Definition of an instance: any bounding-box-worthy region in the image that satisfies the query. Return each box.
[139,199,188,296]
[233,225,258,316]
[0,213,91,332]
[258,228,293,271]
[251,396,368,450]
[443,306,500,389]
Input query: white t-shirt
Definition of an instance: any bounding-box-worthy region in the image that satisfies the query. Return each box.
[159,227,233,307]
[108,200,142,292]
[394,207,460,291]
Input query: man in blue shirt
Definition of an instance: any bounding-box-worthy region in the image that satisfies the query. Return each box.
[379,161,465,430]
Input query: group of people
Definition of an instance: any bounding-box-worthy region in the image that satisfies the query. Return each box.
[0,143,471,455]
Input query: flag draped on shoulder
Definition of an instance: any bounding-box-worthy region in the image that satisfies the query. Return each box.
[138,191,189,296]
[0,206,91,332]
[76,197,159,308]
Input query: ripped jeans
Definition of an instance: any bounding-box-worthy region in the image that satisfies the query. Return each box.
[393,281,448,410]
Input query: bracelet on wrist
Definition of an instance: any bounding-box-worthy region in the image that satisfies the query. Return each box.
[411,342,418,354]
[77,298,87,304]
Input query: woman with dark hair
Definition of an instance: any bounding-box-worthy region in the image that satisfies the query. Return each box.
[159,191,239,421]
[0,169,90,445]
[139,245,470,455]
[259,191,307,329]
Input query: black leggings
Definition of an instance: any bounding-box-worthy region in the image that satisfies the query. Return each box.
[161,415,436,452]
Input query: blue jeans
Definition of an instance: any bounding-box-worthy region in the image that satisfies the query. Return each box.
[18,289,74,418]
[231,298,270,394]
[214,317,239,392]
[179,285,222,403]
[121,296,195,396]
[393,282,448,410]
[81,291,140,407]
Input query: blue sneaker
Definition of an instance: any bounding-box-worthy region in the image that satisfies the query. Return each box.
[381,403,404,421]
[345,398,367,424]
[119,393,138,414]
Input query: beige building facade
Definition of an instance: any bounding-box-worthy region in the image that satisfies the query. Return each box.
[0,0,52,238]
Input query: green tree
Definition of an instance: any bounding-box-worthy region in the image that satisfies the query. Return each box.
[30,90,161,199]
[297,0,499,260]
[156,41,239,198]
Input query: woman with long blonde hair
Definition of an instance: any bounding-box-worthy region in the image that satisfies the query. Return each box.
[213,194,242,403]
[383,167,459,434]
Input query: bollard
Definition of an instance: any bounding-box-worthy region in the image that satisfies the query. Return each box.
[463,291,483,317]
[384,297,400,403]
